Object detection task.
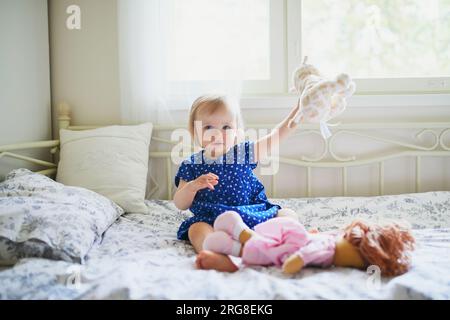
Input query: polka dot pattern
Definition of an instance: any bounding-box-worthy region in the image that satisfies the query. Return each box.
[175,141,280,240]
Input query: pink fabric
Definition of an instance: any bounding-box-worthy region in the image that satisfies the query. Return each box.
[213,211,248,241]
[203,231,242,256]
[241,217,336,268]
[294,233,336,267]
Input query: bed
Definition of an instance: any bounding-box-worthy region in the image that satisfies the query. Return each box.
[0,104,449,299]
[1,193,449,299]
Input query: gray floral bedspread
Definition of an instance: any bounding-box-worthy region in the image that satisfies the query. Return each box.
[0,191,449,299]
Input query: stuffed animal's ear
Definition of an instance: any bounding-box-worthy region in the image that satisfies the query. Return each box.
[336,73,350,86]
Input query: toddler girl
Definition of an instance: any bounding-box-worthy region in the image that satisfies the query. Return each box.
[173,94,303,272]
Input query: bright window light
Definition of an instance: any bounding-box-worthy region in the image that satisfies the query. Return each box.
[302,0,450,78]
[168,0,271,81]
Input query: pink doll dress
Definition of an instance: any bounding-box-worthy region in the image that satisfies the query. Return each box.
[242,217,337,268]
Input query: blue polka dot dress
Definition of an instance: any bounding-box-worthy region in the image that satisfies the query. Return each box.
[175,141,281,240]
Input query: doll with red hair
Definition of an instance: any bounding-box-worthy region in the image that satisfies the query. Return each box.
[203,211,415,276]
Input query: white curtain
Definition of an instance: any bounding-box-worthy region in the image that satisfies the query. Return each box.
[117,0,245,125]
[117,0,245,199]
[118,0,172,124]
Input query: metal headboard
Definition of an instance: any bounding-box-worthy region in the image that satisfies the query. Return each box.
[1,102,449,199]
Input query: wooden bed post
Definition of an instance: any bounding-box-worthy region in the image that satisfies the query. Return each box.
[57,102,71,132]
[53,102,71,164]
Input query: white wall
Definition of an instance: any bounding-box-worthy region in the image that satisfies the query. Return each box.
[0,0,52,178]
[47,0,450,198]
[49,0,121,138]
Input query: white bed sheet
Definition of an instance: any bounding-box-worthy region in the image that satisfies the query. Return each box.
[0,191,449,299]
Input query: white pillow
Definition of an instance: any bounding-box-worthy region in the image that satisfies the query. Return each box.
[56,123,152,213]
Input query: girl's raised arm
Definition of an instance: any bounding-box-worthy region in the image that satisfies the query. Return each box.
[254,100,303,163]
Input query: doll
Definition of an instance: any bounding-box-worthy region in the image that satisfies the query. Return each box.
[203,211,415,276]
[289,56,356,139]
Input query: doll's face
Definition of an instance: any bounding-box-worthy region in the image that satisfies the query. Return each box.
[333,236,366,269]
[193,106,238,159]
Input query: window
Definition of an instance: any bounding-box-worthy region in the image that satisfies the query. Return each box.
[299,0,450,93]
[167,0,450,95]
[168,0,271,81]
[167,0,286,95]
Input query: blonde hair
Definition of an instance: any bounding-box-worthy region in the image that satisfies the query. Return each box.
[188,94,244,136]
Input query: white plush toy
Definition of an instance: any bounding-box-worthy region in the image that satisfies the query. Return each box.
[290,56,356,139]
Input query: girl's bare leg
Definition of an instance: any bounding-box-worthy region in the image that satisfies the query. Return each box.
[188,222,239,272]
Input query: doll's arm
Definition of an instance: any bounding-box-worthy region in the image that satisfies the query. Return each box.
[254,100,303,162]
[282,234,336,274]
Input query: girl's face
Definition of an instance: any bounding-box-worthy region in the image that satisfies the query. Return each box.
[194,106,238,158]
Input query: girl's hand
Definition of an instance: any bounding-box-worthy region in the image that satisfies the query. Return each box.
[192,173,219,191]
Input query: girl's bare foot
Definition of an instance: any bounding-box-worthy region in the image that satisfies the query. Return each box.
[195,250,239,272]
